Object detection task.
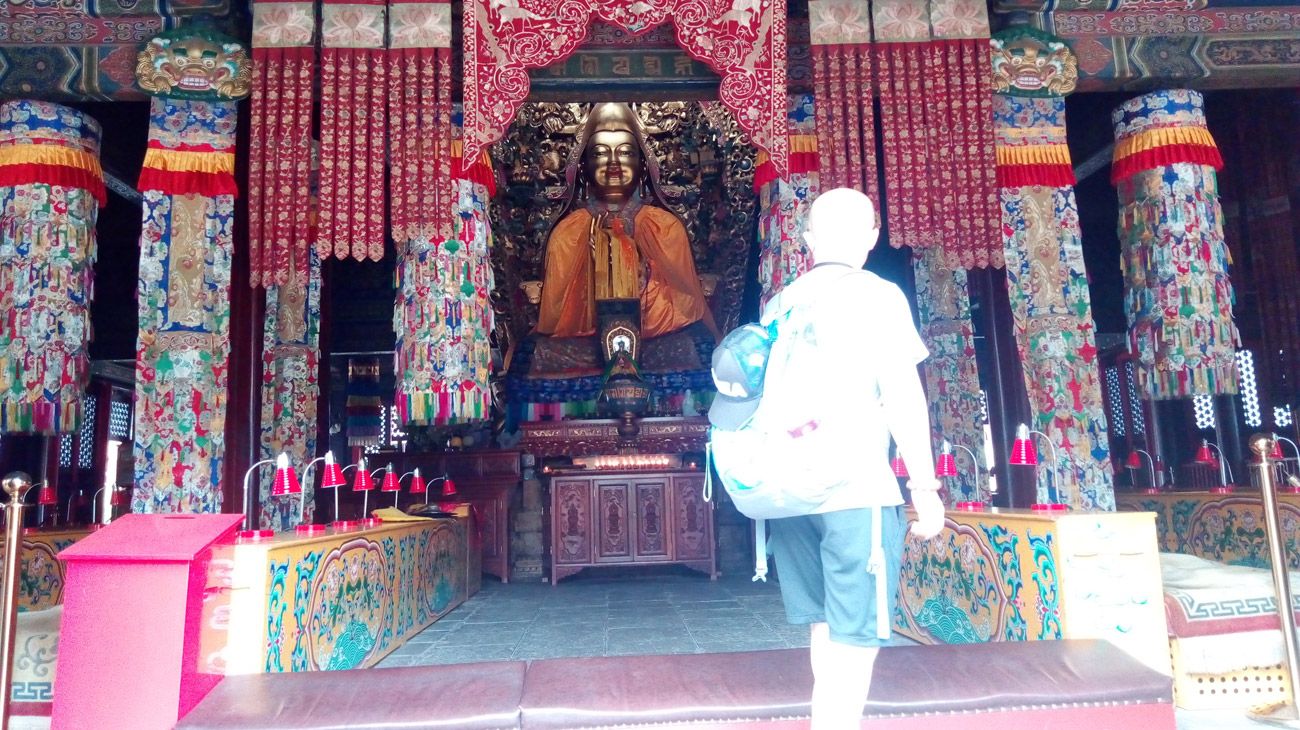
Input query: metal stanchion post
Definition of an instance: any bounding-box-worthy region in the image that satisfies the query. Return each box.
[0,472,34,729]
[1248,435,1300,725]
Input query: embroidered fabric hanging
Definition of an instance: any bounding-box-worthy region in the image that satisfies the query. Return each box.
[131,27,249,514]
[388,0,453,245]
[319,0,388,262]
[249,0,316,286]
[757,94,820,307]
[871,0,998,267]
[258,244,322,529]
[395,121,497,426]
[0,100,105,434]
[462,0,788,179]
[806,0,876,200]
[913,245,984,506]
[1112,89,1238,400]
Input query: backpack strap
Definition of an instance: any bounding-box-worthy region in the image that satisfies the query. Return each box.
[868,505,890,640]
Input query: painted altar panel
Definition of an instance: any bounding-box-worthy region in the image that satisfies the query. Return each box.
[221,519,471,675]
[1117,491,1300,570]
[895,509,1168,675]
[3,528,91,612]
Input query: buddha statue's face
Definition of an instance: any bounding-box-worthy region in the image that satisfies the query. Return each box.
[583,129,643,205]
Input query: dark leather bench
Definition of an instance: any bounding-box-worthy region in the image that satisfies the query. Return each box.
[177,640,1173,730]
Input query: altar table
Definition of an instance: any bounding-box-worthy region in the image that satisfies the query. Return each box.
[893,507,1170,675]
[214,516,477,674]
[1115,489,1300,568]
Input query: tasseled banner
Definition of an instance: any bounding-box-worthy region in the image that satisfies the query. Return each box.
[395,133,496,426]
[1113,89,1239,400]
[934,37,999,269]
[249,0,315,288]
[319,0,388,262]
[756,94,820,306]
[0,100,104,434]
[138,97,240,197]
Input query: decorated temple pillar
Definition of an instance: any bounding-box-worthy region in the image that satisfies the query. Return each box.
[131,27,250,513]
[0,101,105,435]
[258,246,322,529]
[1112,90,1237,403]
[913,247,985,505]
[994,28,1112,511]
[756,94,820,306]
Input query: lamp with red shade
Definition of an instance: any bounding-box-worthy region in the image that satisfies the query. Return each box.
[890,448,909,478]
[361,463,386,527]
[293,453,333,536]
[939,440,986,511]
[238,456,279,541]
[316,452,348,526]
[436,475,458,512]
[36,482,57,527]
[380,464,402,508]
[1010,424,1064,510]
[1196,439,1235,493]
[1126,449,1159,493]
[403,469,427,505]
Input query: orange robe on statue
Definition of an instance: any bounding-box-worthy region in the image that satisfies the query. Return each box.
[536,205,717,340]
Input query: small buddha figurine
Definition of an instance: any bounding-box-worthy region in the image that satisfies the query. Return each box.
[535,103,717,341]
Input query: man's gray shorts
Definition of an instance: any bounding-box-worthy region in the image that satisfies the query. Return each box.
[767,505,906,648]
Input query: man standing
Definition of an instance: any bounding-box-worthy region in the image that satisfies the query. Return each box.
[761,187,945,729]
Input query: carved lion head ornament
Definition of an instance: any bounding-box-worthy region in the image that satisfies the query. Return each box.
[991,27,1078,98]
[136,24,252,101]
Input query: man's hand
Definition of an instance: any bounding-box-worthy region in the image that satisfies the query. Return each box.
[908,486,945,540]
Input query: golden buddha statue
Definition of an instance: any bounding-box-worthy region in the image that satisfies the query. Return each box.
[535,103,717,341]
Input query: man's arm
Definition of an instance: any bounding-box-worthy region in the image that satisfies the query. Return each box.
[878,356,946,539]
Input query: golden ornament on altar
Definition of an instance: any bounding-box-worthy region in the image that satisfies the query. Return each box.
[136,25,252,101]
[990,27,1077,98]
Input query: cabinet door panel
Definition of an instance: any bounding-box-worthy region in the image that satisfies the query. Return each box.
[633,479,671,561]
[553,479,592,565]
[672,475,712,561]
[595,480,632,562]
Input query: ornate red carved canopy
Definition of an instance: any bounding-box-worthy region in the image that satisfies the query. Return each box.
[462,0,789,178]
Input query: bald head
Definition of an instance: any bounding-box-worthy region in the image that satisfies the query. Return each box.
[804,187,880,268]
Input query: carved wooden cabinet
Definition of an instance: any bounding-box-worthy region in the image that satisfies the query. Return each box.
[550,471,716,584]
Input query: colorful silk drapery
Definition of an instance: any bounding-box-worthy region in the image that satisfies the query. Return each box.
[998,93,1113,512]
[462,0,788,179]
[132,97,240,514]
[249,0,315,286]
[0,100,104,434]
[807,0,876,200]
[756,94,820,306]
[395,130,496,426]
[871,0,998,268]
[1113,90,1238,400]
[258,245,321,529]
[913,245,984,506]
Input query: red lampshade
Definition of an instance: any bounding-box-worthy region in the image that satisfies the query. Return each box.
[935,441,957,478]
[321,451,346,489]
[37,485,57,506]
[409,469,427,494]
[110,487,129,506]
[380,464,400,493]
[1195,440,1217,465]
[441,477,457,497]
[1009,424,1037,467]
[1125,451,1143,470]
[272,453,301,496]
[891,454,909,478]
[353,459,374,492]
[1271,440,1285,461]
